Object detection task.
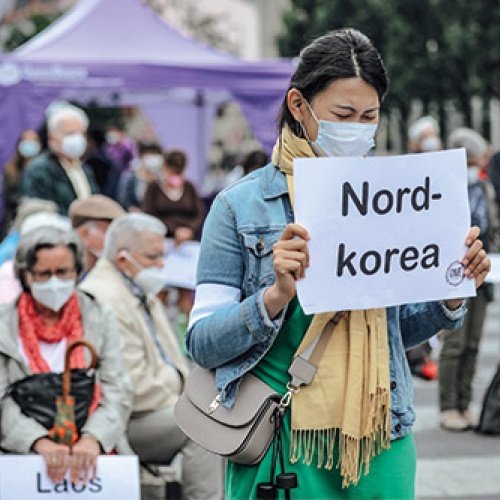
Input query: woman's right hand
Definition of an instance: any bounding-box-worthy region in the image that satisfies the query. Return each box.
[264,223,310,319]
[33,437,70,484]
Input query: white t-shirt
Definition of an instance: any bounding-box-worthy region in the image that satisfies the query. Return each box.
[18,338,67,373]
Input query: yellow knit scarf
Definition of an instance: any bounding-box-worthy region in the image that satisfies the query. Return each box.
[271,125,391,487]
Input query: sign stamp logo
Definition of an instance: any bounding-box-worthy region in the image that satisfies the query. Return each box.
[446,260,465,286]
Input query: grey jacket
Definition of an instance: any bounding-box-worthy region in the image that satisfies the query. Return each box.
[0,291,133,453]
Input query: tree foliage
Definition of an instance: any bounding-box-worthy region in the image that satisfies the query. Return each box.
[3,13,61,52]
[278,0,500,138]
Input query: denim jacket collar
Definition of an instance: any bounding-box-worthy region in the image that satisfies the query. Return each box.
[261,164,289,200]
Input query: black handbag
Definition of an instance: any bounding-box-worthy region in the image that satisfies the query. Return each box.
[476,363,500,435]
[9,339,99,432]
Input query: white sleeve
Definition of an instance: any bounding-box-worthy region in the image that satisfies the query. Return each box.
[188,283,242,329]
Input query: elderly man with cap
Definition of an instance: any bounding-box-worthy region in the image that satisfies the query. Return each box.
[69,194,125,274]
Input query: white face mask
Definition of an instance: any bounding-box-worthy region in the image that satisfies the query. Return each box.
[88,247,103,259]
[142,154,164,173]
[303,101,378,157]
[419,136,441,152]
[105,131,120,145]
[61,133,87,159]
[467,166,480,185]
[124,252,166,295]
[31,277,75,312]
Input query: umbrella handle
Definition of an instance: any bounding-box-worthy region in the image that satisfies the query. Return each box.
[62,340,99,399]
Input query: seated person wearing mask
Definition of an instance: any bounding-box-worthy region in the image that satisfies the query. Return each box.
[69,194,125,274]
[1,129,42,238]
[0,226,131,486]
[80,213,222,500]
[0,211,70,304]
[118,143,164,211]
[21,104,99,215]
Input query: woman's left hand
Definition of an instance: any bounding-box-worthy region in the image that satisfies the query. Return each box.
[444,226,490,310]
[462,226,491,288]
[69,434,100,486]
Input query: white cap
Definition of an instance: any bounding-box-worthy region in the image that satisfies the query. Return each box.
[408,116,440,142]
[20,212,71,236]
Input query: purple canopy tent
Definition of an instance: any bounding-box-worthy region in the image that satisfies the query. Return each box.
[0,0,293,191]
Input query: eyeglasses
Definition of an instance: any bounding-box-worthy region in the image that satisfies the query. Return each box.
[137,252,164,263]
[29,267,77,282]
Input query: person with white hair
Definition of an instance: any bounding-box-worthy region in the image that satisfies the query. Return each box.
[80,213,223,499]
[20,103,99,215]
[0,212,71,310]
[407,115,442,153]
[405,115,444,381]
[438,127,498,431]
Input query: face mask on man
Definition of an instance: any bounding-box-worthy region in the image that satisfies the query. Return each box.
[302,100,378,157]
[122,252,166,295]
[31,277,75,312]
[61,133,87,159]
[142,155,164,173]
[84,223,105,259]
[419,136,441,152]
[467,166,480,185]
[105,131,120,145]
[18,140,41,159]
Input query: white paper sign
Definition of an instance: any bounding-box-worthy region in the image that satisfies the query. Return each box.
[0,455,140,500]
[163,240,200,290]
[485,253,500,283]
[294,149,476,313]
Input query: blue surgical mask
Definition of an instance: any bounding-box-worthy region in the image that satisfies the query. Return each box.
[302,101,378,157]
[18,139,41,159]
[61,133,87,159]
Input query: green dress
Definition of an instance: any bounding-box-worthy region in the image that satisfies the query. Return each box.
[226,299,416,499]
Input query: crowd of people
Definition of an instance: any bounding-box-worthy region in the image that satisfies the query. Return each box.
[404,116,500,432]
[0,102,231,499]
[0,28,497,499]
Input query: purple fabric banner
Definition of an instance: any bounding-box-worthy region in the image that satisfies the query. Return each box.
[0,0,294,226]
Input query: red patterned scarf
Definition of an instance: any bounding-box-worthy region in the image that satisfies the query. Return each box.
[18,292,100,413]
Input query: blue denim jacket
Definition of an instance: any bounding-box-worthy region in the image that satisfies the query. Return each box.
[186,163,466,440]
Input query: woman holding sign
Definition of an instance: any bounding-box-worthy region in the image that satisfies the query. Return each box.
[186,29,490,499]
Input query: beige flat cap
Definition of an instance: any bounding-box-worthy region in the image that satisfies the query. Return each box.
[69,195,125,228]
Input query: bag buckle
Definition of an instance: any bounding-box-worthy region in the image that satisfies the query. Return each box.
[207,394,222,414]
[279,382,299,410]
